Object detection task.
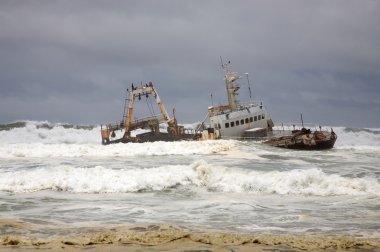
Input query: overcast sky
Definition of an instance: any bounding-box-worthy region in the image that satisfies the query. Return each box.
[0,0,379,128]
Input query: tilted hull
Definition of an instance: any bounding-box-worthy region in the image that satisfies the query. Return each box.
[208,104,272,140]
[103,131,198,145]
[203,61,273,140]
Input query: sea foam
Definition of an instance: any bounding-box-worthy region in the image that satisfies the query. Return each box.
[1,160,378,196]
[0,140,235,158]
[0,121,100,144]
[334,127,380,149]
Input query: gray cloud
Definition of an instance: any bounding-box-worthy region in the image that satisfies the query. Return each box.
[0,0,379,127]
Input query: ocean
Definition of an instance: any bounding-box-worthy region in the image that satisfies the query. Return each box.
[0,121,380,248]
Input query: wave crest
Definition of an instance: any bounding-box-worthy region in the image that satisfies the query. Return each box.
[0,140,235,158]
[1,161,378,196]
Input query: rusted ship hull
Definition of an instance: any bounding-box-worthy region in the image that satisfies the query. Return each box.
[102,131,199,145]
[263,129,337,150]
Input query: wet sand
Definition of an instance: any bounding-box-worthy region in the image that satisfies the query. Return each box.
[1,220,380,252]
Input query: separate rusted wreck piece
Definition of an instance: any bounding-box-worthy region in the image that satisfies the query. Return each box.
[101,82,200,144]
[263,124,337,150]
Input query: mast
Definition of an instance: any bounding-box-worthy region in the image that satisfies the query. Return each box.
[245,73,252,104]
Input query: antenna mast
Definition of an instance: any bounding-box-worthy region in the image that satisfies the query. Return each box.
[245,73,252,104]
[220,56,225,71]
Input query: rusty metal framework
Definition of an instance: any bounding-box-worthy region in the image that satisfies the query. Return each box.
[101,82,200,144]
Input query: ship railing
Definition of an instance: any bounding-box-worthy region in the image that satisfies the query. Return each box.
[132,114,166,124]
[273,123,332,132]
[213,135,265,141]
[238,101,264,108]
[101,121,124,131]
[271,123,334,138]
[209,102,265,116]
[101,114,168,131]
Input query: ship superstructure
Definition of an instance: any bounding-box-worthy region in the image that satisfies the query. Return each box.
[205,61,273,139]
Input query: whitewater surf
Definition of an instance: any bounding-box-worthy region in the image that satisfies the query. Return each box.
[0,121,380,250]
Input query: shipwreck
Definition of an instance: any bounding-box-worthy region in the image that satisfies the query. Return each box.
[203,60,274,140]
[101,82,201,144]
[263,115,337,150]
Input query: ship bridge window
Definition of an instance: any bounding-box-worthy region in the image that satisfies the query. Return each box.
[258,115,262,120]
[236,121,240,126]
[245,118,249,124]
[240,119,244,125]
[231,121,235,127]
[250,117,253,122]
[254,116,257,121]
[225,122,229,128]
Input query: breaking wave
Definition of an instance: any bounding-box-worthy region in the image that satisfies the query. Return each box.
[0,140,235,158]
[0,121,99,144]
[334,127,380,149]
[1,160,379,196]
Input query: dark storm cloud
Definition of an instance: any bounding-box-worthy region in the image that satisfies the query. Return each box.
[0,0,379,127]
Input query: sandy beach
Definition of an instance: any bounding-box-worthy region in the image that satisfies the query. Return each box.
[1,221,380,252]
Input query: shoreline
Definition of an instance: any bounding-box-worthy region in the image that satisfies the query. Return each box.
[1,223,380,251]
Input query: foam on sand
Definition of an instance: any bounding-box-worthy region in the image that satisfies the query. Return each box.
[1,222,379,251]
